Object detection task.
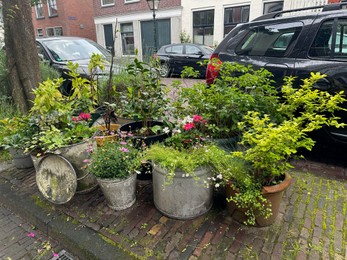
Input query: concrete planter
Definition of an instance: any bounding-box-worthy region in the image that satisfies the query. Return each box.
[97,173,137,210]
[152,164,213,220]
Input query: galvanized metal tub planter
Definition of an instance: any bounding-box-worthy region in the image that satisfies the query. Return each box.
[34,139,98,204]
[152,164,213,220]
[97,172,137,210]
[9,148,34,169]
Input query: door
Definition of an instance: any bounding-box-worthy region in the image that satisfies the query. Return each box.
[104,24,114,52]
[141,19,171,60]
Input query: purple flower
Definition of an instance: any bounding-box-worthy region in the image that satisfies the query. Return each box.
[120,141,127,145]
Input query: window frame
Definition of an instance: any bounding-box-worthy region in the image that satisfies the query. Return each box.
[120,23,135,55]
[47,0,58,17]
[193,9,215,46]
[35,1,44,19]
[101,0,115,7]
[124,0,139,3]
[263,1,284,15]
[37,28,44,37]
[224,5,250,37]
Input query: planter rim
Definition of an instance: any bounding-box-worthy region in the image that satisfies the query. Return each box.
[262,172,292,194]
[96,172,136,183]
[152,163,210,179]
[119,120,167,139]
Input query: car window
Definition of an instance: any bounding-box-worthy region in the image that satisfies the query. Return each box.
[42,38,111,62]
[165,45,183,54]
[324,19,347,59]
[235,22,302,57]
[186,45,201,55]
[309,20,333,58]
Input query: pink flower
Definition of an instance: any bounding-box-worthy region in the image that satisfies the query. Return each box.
[120,147,129,153]
[120,141,127,145]
[193,115,203,122]
[53,253,59,258]
[184,122,195,131]
[72,117,78,122]
[27,232,35,237]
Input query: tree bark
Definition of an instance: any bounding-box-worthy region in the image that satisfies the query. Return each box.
[3,0,40,114]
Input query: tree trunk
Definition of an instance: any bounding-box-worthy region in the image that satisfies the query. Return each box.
[3,0,40,114]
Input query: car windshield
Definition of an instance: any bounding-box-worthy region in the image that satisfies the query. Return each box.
[42,38,112,62]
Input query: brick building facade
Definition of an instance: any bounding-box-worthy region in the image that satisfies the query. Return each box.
[31,0,96,41]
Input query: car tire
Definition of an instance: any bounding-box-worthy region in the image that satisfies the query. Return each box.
[159,63,170,77]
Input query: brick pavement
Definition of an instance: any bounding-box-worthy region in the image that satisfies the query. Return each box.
[0,202,64,260]
[0,159,346,259]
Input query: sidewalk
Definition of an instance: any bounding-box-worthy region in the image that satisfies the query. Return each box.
[0,159,346,259]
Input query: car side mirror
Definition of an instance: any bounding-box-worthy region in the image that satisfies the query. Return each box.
[196,51,204,57]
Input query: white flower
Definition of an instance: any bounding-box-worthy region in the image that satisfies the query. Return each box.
[217,174,223,179]
[163,127,170,134]
[215,183,220,188]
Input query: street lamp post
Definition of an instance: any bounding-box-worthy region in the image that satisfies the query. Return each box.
[146,0,160,53]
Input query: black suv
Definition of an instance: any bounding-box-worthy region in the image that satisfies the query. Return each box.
[207,3,347,145]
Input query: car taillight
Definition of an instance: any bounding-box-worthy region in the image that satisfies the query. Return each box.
[206,54,222,85]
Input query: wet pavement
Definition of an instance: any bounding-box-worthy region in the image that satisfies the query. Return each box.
[0,155,346,259]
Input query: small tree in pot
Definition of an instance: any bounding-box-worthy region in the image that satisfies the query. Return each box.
[214,73,346,226]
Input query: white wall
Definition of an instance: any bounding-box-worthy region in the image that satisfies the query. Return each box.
[181,0,329,46]
[94,8,181,60]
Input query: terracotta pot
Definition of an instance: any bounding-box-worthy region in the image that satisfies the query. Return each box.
[226,173,292,226]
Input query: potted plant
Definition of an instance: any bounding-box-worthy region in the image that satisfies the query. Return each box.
[215,73,346,226]
[175,63,281,151]
[25,65,100,198]
[85,138,143,210]
[118,57,171,145]
[145,115,227,219]
[0,116,34,169]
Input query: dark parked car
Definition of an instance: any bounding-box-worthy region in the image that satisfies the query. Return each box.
[156,43,214,78]
[206,3,347,145]
[36,36,122,94]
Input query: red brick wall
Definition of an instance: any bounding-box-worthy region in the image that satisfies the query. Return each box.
[93,0,181,17]
[32,0,96,41]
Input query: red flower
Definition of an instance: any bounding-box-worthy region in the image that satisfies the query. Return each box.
[193,115,203,122]
[184,122,195,131]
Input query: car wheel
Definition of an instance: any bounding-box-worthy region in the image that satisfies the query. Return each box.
[159,63,170,77]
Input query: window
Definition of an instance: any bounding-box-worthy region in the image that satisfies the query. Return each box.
[235,22,302,57]
[54,27,63,36]
[35,1,44,19]
[121,23,135,55]
[47,0,58,17]
[46,26,63,37]
[37,28,43,37]
[193,10,214,46]
[224,5,250,36]
[186,45,201,55]
[101,0,114,6]
[165,45,183,54]
[263,1,284,14]
[309,19,347,59]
